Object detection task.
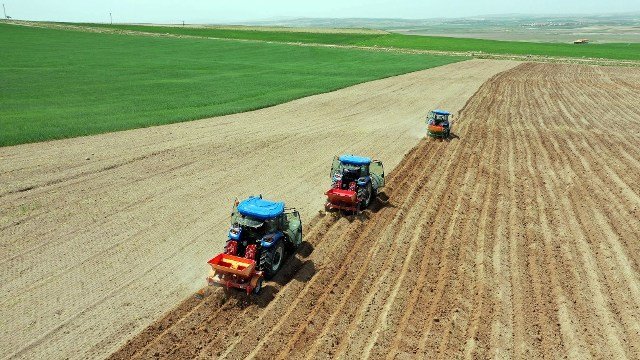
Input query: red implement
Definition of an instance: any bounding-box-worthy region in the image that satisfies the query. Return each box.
[206,253,264,294]
[325,188,359,212]
[428,124,446,135]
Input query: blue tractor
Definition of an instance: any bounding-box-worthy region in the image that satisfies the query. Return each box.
[222,196,302,279]
[325,154,385,212]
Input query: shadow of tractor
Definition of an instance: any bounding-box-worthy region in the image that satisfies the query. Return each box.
[369,191,395,214]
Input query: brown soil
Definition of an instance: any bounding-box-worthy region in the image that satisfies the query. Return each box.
[108,62,640,360]
[0,60,517,359]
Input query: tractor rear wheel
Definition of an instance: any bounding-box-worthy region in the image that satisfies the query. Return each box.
[360,182,373,210]
[261,241,285,279]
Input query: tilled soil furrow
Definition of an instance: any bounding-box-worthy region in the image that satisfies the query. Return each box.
[207,144,430,360]
[460,121,502,360]
[297,144,445,360]
[523,75,629,358]
[378,132,495,359]
[530,143,593,359]
[421,113,498,357]
[561,137,640,307]
[519,131,563,358]
[431,162,489,358]
[260,148,436,359]
[527,120,607,357]
[15,61,639,360]
[349,136,481,359]
[378,139,484,358]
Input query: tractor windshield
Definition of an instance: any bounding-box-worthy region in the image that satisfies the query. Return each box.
[338,162,368,177]
[231,212,267,241]
[428,111,449,124]
[232,211,264,228]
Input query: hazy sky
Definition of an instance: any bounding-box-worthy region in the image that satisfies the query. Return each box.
[2,0,638,23]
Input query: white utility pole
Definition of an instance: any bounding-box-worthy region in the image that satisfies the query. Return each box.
[3,4,7,19]
[109,12,112,25]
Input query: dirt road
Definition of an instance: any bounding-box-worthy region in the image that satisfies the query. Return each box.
[0,59,517,359]
[110,62,640,359]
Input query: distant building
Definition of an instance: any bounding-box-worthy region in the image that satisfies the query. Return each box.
[573,39,589,44]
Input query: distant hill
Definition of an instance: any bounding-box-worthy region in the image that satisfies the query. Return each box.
[236,13,640,30]
[234,14,640,43]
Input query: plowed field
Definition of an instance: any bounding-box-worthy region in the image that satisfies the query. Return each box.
[110,62,640,359]
[0,59,518,359]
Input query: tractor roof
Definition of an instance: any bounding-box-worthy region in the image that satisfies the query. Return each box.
[237,197,284,220]
[339,154,371,166]
[433,109,451,115]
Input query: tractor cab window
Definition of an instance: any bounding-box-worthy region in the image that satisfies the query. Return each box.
[245,224,266,240]
[339,162,368,178]
[370,160,385,188]
[233,212,265,232]
[268,217,284,232]
[434,114,447,122]
[429,111,449,125]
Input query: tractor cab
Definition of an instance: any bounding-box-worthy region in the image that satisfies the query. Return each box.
[331,155,372,190]
[428,109,451,126]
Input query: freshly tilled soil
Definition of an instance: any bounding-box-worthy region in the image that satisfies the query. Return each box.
[0,59,518,359]
[110,62,640,359]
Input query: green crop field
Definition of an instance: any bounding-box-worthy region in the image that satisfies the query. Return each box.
[0,23,463,146]
[87,23,640,61]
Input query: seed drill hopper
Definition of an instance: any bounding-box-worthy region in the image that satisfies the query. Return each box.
[207,253,264,294]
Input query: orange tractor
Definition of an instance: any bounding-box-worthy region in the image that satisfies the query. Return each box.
[426,109,452,139]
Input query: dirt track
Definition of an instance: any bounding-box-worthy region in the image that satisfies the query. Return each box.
[109,62,640,359]
[0,59,517,359]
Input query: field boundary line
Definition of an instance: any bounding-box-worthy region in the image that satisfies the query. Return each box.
[6,21,640,68]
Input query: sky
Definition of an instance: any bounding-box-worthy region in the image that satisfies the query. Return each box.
[2,0,639,23]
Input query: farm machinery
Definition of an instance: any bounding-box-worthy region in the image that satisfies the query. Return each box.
[426,109,453,139]
[207,196,302,294]
[325,154,385,212]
